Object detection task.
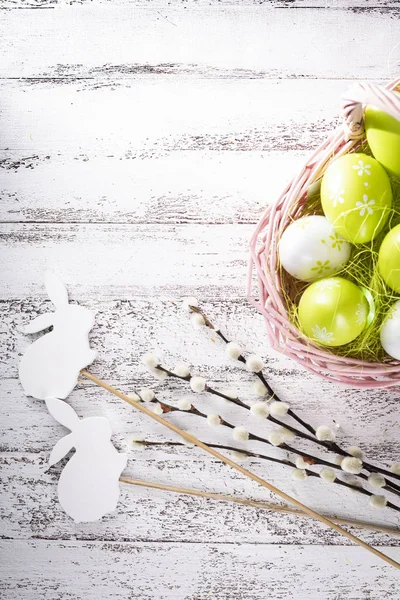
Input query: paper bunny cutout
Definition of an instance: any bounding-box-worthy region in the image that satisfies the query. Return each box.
[19,271,97,400]
[46,397,127,522]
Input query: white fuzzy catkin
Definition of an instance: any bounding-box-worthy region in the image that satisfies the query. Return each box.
[190,376,206,393]
[207,413,221,427]
[139,388,155,402]
[225,341,242,360]
[151,403,164,415]
[278,426,295,443]
[341,456,363,475]
[191,312,206,329]
[390,463,400,475]
[291,469,308,481]
[295,457,309,470]
[369,494,387,509]
[231,450,249,461]
[269,401,289,417]
[368,473,386,488]
[232,426,249,442]
[334,455,344,466]
[253,380,268,397]
[173,363,191,378]
[182,296,199,312]
[347,446,364,459]
[142,352,159,369]
[246,354,264,373]
[149,367,168,381]
[127,392,141,402]
[319,468,336,483]
[268,431,284,447]
[177,398,192,411]
[250,402,269,419]
[222,388,238,400]
[315,425,336,442]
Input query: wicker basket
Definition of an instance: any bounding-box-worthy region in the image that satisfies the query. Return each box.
[249,77,400,389]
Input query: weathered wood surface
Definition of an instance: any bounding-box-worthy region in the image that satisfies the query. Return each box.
[2,540,400,600]
[0,2,399,79]
[1,0,400,597]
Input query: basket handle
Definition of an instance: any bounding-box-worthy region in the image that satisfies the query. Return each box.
[342,80,400,140]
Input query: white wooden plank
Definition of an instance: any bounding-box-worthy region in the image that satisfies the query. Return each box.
[0,3,398,78]
[3,0,400,8]
[0,151,306,224]
[1,540,399,600]
[0,223,253,299]
[1,447,400,544]
[0,78,347,155]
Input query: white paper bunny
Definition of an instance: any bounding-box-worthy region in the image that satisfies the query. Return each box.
[19,271,97,400]
[45,397,127,522]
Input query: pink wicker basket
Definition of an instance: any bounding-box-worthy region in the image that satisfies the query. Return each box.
[249,77,400,389]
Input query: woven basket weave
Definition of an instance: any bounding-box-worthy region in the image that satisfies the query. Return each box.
[249,77,400,389]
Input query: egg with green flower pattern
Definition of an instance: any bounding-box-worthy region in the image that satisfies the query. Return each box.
[365,95,400,178]
[298,277,371,347]
[278,216,351,282]
[378,224,400,293]
[321,153,392,244]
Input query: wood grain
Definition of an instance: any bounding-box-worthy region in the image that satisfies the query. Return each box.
[1,0,400,593]
[0,151,306,224]
[2,447,400,545]
[0,79,346,155]
[0,3,399,79]
[1,540,400,600]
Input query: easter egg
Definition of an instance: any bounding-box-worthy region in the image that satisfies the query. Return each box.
[321,153,392,244]
[365,96,400,177]
[380,300,400,360]
[298,277,371,347]
[378,223,400,293]
[278,216,351,282]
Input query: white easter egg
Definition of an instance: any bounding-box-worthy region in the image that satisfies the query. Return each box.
[278,216,352,282]
[380,300,400,360]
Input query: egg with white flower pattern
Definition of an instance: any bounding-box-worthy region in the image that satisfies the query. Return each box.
[321,153,392,244]
[380,300,400,360]
[278,216,351,282]
[298,277,371,347]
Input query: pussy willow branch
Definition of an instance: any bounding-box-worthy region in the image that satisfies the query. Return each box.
[159,365,323,447]
[190,305,315,435]
[133,386,400,506]
[128,434,400,514]
[155,361,400,496]
[189,305,400,484]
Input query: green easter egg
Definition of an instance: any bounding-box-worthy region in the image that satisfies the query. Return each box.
[365,95,400,177]
[378,224,400,293]
[298,277,370,347]
[321,153,392,244]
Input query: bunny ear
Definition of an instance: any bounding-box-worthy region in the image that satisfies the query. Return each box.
[49,433,75,466]
[24,313,54,334]
[45,398,80,430]
[44,271,69,309]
